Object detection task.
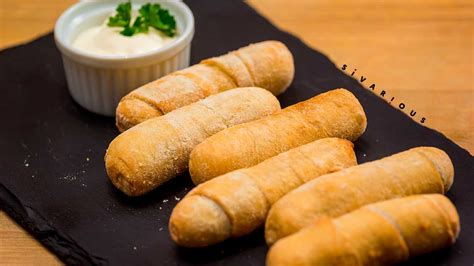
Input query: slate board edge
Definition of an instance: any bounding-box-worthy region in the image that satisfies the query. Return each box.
[0,3,472,265]
[0,183,107,265]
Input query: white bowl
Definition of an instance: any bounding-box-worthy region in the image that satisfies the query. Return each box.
[55,0,194,116]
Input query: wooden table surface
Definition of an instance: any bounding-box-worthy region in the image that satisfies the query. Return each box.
[0,0,472,264]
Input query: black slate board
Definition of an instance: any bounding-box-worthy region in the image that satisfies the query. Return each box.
[0,1,473,265]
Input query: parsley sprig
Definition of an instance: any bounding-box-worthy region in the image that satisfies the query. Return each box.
[107,2,177,37]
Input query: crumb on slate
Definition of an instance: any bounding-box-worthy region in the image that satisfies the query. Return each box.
[62,174,76,181]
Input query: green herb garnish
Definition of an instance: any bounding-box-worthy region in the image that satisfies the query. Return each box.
[107,2,132,28]
[107,1,177,37]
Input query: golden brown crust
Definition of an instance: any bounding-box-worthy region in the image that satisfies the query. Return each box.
[189,88,367,184]
[234,40,294,95]
[115,40,294,132]
[414,147,454,190]
[267,195,460,266]
[202,53,254,88]
[175,64,237,96]
[169,138,356,247]
[169,195,231,247]
[106,87,281,196]
[264,147,454,245]
[115,96,163,132]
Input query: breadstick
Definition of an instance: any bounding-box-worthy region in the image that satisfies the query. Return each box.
[267,194,460,266]
[265,147,454,245]
[169,138,357,247]
[189,88,367,184]
[116,40,294,131]
[105,87,280,196]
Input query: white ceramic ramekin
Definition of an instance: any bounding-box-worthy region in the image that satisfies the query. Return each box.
[55,0,194,116]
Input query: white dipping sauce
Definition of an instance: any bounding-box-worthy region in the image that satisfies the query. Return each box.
[72,15,176,56]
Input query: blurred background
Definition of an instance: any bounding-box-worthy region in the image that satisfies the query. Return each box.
[0,0,472,264]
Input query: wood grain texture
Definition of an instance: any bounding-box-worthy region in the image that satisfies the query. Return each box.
[0,0,472,264]
[248,0,474,153]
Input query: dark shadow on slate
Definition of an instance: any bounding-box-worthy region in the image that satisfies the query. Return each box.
[0,1,472,265]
